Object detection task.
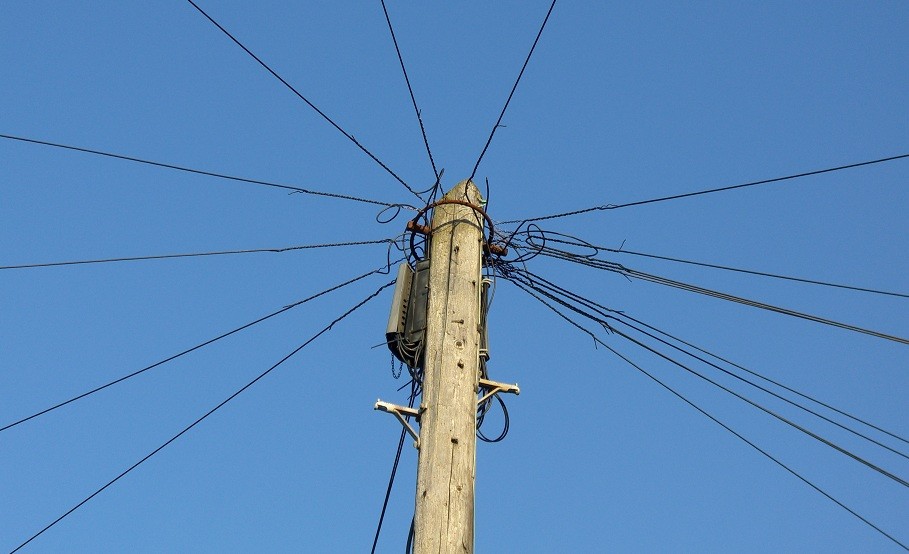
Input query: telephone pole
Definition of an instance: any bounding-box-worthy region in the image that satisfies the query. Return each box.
[414,180,484,552]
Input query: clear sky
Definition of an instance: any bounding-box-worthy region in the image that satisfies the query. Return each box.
[2,2,908,552]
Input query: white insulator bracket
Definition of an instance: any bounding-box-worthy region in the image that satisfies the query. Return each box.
[477,378,520,406]
[374,400,422,448]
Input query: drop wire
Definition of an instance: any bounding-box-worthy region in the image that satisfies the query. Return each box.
[500,153,909,225]
[537,234,909,300]
[1,261,400,433]
[538,248,909,346]
[504,271,909,488]
[379,0,439,183]
[468,0,557,183]
[508,277,908,552]
[515,267,909,453]
[1,239,393,271]
[0,133,410,209]
[10,279,395,553]
[185,0,421,200]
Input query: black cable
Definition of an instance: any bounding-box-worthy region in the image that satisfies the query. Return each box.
[505,272,909,489]
[499,152,909,225]
[1,261,399,433]
[371,429,407,554]
[467,0,557,183]
[617,342,909,552]
[184,0,421,200]
[0,239,394,271]
[618,311,909,448]
[10,279,395,553]
[379,0,439,183]
[619,264,909,346]
[518,265,909,450]
[371,380,418,554]
[539,248,909,346]
[0,133,412,209]
[612,325,909,488]
[405,516,415,553]
[508,278,909,552]
[477,393,510,443]
[614,316,909,461]
[536,233,909,300]
[515,267,909,454]
[519,262,909,448]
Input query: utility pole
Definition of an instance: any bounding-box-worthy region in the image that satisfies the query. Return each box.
[413,180,484,553]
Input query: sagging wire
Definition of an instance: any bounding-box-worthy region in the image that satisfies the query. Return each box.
[476,268,510,443]
[477,393,510,443]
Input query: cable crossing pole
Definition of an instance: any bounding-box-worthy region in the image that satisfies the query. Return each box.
[413,180,484,552]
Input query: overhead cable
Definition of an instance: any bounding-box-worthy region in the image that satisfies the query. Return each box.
[468,0,557,183]
[507,278,909,552]
[539,248,909,345]
[515,267,909,455]
[0,133,412,209]
[371,379,419,553]
[537,232,909,300]
[614,325,909,488]
[504,271,909,488]
[10,278,395,553]
[499,152,909,225]
[1,239,394,271]
[616,315,909,462]
[185,0,422,200]
[379,0,439,183]
[0,261,400,433]
[614,310,909,449]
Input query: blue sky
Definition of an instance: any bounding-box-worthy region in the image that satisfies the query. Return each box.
[2,2,907,552]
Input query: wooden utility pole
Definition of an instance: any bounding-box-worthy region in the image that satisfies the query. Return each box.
[413,180,484,553]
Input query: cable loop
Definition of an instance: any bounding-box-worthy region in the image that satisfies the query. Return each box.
[405,199,507,262]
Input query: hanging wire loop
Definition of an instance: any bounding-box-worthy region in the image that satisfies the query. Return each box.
[405,199,507,259]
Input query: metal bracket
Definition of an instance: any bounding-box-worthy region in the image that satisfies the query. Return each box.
[375,400,421,448]
[477,378,520,406]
